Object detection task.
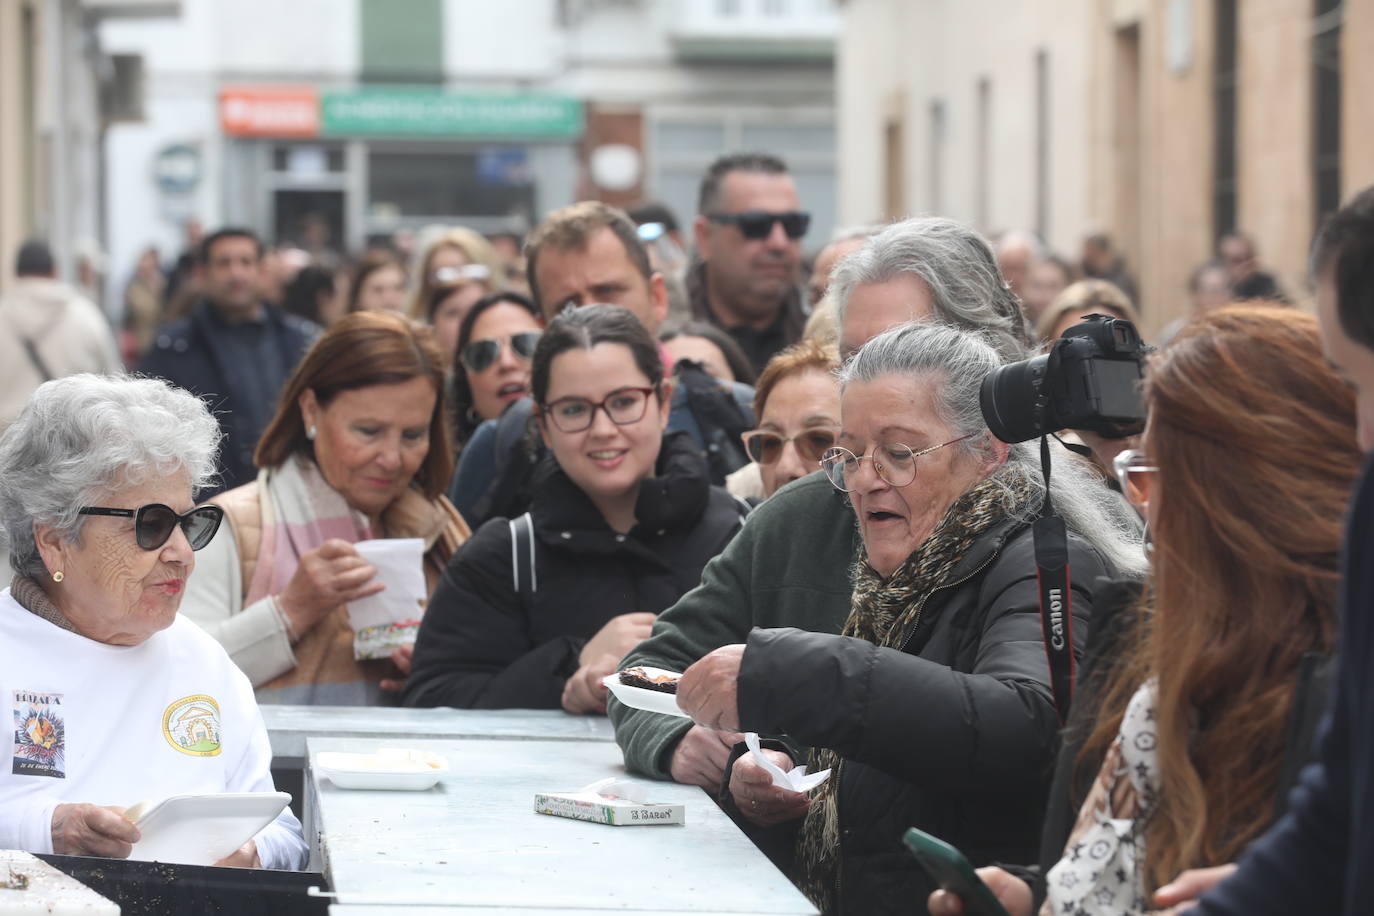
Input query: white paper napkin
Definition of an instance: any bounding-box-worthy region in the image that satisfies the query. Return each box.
[580,776,651,803]
[745,731,831,792]
[345,538,427,659]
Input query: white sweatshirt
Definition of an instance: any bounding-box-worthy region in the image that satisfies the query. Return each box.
[0,590,307,869]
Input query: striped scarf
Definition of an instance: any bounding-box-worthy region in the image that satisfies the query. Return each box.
[796,476,1032,913]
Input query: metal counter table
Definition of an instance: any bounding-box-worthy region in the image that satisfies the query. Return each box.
[308,736,818,915]
[263,706,616,758]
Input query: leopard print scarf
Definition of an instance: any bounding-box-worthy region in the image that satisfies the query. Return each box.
[795,476,1034,913]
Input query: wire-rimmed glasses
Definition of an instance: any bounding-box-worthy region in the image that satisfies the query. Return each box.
[819,434,975,492]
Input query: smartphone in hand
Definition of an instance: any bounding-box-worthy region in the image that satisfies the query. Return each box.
[903,827,1013,916]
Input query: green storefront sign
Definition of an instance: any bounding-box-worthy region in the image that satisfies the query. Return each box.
[321,89,584,139]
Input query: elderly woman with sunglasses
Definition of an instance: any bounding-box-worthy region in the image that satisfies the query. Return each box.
[730,338,841,502]
[406,305,746,714]
[179,312,470,705]
[0,375,306,868]
[676,322,1144,916]
[450,291,544,452]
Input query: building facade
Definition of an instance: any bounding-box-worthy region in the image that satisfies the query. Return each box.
[100,0,839,307]
[838,0,1372,334]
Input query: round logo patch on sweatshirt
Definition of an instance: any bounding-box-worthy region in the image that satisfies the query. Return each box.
[162,694,222,757]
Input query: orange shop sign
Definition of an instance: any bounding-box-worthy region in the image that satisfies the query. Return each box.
[219,87,320,138]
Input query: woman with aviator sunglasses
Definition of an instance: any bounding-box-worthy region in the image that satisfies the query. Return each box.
[0,375,306,868]
[406,305,746,714]
[450,291,544,451]
[732,338,840,502]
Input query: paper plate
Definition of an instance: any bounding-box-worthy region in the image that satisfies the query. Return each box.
[602,668,689,719]
[314,747,449,790]
[127,792,290,866]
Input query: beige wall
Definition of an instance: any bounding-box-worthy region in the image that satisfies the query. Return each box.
[0,1,30,293]
[839,0,1373,335]
[1342,2,1374,200]
[1237,0,1314,303]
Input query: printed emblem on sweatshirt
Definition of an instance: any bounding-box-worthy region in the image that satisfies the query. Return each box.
[12,690,65,778]
[162,694,222,757]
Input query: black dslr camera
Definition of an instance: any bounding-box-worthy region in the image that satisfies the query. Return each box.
[979,314,1149,443]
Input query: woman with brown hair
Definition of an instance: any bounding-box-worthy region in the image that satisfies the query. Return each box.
[179,311,471,705]
[930,305,1360,916]
[348,251,407,314]
[1041,305,1359,914]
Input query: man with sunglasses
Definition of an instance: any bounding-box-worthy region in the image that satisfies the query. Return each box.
[687,153,810,375]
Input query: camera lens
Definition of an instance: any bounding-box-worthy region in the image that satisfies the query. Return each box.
[980,354,1051,443]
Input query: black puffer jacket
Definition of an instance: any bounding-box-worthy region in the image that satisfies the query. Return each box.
[405,431,746,710]
[737,516,1108,916]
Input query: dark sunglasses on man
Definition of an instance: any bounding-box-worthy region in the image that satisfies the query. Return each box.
[78,503,225,551]
[740,427,839,465]
[707,210,811,241]
[460,331,541,374]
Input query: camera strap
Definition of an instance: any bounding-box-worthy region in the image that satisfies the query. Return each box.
[1034,434,1076,725]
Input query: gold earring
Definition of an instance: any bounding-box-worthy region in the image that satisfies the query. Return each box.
[52,570,64,583]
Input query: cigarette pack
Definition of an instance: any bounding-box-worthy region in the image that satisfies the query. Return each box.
[533,791,685,826]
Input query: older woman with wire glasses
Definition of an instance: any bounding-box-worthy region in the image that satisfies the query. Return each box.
[676,321,1143,915]
[0,375,305,868]
[406,305,747,714]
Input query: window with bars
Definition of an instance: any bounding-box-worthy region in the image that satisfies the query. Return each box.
[1313,0,1342,223]
[1213,0,1237,243]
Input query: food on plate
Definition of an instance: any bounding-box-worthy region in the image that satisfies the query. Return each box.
[618,667,681,694]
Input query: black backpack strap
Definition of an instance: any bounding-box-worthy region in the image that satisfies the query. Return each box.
[21,337,55,383]
[507,512,537,601]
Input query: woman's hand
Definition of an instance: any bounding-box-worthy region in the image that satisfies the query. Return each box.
[1151,864,1237,913]
[927,866,1033,916]
[668,725,744,789]
[562,653,619,715]
[213,839,262,868]
[51,803,140,858]
[276,539,384,640]
[677,644,745,731]
[579,612,656,669]
[379,643,414,693]
[729,748,810,827]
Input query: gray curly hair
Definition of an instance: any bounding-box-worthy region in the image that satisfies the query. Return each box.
[830,217,1031,361]
[0,374,222,577]
[838,322,1146,578]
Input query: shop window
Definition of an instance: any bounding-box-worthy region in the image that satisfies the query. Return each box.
[368,150,536,225]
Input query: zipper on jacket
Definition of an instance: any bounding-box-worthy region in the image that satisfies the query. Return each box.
[897,549,1000,654]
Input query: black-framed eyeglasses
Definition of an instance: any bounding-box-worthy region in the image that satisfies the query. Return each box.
[460,331,541,373]
[542,386,658,434]
[741,427,840,466]
[706,210,811,240]
[1112,449,1157,507]
[819,434,975,492]
[78,503,224,551]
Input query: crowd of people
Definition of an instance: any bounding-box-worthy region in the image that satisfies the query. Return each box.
[2,144,1374,916]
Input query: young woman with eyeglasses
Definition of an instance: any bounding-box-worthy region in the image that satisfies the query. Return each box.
[406,305,747,715]
[732,338,841,501]
[449,291,544,450]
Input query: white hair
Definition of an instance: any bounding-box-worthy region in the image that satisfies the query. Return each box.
[829,217,1031,361]
[839,322,1147,578]
[0,374,222,577]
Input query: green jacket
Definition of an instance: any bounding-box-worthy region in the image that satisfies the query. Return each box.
[610,471,858,777]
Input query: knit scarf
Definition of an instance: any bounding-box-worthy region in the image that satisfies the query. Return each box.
[795,476,1033,913]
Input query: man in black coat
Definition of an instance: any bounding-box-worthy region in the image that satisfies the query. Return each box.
[138,228,317,495]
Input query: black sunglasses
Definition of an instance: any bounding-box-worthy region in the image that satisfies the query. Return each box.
[460,331,541,373]
[78,503,225,551]
[707,210,811,240]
